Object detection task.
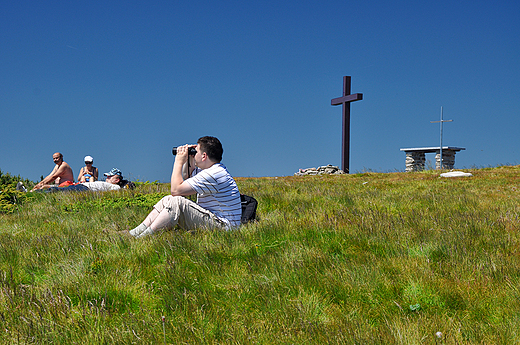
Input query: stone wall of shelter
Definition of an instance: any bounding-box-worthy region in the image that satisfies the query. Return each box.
[435,150,456,169]
[405,152,426,172]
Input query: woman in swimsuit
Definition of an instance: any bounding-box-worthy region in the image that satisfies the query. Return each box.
[78,155,99,182]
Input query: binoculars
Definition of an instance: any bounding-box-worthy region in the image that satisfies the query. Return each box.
[172,147,197,155]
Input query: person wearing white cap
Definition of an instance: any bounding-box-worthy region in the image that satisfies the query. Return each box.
[78,155,99,183]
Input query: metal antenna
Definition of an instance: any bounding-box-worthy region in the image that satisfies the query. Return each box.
[430,106,453,169]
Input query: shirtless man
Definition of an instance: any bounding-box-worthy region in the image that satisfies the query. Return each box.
[32,152,74,191]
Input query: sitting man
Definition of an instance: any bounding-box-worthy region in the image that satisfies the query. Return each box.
[32,152,75,191]
[45,168,125,192]
[128,136,241,238]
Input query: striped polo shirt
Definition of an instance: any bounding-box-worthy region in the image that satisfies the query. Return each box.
[186,163,242,228]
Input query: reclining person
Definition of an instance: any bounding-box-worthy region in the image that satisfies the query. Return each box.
[32,152,74,191]
[127,136,241,238]
[45,168,126,192]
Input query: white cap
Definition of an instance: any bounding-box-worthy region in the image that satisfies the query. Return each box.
[84,155,94,162]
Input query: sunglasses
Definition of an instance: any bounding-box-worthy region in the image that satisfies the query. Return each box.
[85,161,93,164]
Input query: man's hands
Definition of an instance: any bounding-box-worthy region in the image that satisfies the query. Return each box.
[174,144,194,163]
[171,144,197,196]
[174,144,189,164]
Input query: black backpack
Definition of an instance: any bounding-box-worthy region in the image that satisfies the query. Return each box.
[120,179,136,190]
[241,194,258,224]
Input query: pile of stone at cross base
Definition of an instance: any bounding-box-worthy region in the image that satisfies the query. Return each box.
[294,164,345,176]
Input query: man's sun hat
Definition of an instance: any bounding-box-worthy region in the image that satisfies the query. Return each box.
[84,155,94,163]
[104,168,123,177]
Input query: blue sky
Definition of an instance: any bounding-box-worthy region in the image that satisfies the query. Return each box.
[1,0,519,182]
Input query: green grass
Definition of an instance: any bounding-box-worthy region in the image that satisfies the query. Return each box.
[0,166,519,343]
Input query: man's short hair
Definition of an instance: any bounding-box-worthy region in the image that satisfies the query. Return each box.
[198,136,223,162]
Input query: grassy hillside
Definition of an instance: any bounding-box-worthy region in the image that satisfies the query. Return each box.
[0,166,519,344]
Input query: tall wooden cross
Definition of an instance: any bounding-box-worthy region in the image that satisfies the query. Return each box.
[331,76,363,173]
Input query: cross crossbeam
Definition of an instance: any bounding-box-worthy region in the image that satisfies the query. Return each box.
[331,93,363,105]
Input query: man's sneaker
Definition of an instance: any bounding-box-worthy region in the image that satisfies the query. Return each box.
[16,182,27,192]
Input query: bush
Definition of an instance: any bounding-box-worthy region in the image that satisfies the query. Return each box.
[0,169,33,213]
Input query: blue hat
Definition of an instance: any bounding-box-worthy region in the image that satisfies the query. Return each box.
[104,168,123,177]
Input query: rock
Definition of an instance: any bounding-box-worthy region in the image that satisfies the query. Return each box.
[440,171,473,177]
[294,165,345,176]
